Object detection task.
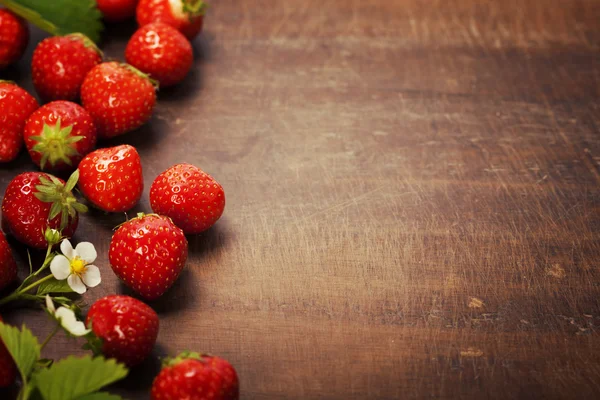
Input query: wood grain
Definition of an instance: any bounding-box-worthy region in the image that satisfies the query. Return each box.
[1,0,600,398]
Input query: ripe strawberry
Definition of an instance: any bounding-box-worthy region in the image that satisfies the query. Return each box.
[0,81,39,163]
[78,145,143,212]
[136,0,206,40]
[1,171,86,249]
[23,101,97,172]
[109,213,188,300]
[86,295,159,367]
[0,231,17,292]
[0,9,28,69]
[97,0,139,22]
[31,33,102,101]
[0,315,17,388]
[150,163,225,234]
[151,352,239,400]
[125,22,193,87]
[81,62,157,139]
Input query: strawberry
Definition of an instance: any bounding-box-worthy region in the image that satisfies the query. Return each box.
[125,22,193,87]
[97,0,139,22]
[151,352,239,400]
[0,231,17,292]
[150,163,225,234]
[1,171,87,249]
[109,213,188,300]
[136,0,206,40]
[0,81,39,163]
[86,295,159,367]
[0,9,28,69]
[78,145,143,212]
[31,33,102,101]
[23,101,97,172]
[0,315,17,388]
[81,62,157,139]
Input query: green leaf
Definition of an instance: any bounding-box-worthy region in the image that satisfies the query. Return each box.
[0,0,103,43]
[0,322,41,384]
[76,392,123,400]
[36,278,74,296]
[32,355,128,400]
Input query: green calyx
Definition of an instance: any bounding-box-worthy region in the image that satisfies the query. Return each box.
[30,118,84,170]
[121,63,159,90]
[34,170,89,231]
[163,351,209,367]
[0,79,16,85]
[66,33,103,58]
[183,0,208,16]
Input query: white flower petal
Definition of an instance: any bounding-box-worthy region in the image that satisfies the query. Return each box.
[81,265,101,288]
[60,239,74,260]
[45,295,55,314]
[50,255,71,280]
[55,307,90,336]
[67,275,86,294]
[75,242,97,264]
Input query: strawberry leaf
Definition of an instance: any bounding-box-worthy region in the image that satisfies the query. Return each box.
[32,355,128,400]
[37,277,74,296]
[76,392,123,400]
[0,0,103,43]
[0,322,41,385]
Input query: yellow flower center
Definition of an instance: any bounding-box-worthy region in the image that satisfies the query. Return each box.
[70,257,87,275]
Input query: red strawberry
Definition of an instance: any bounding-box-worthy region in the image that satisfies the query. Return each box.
[31,33,102,101]
[136,0,206,40]
[23,101,97,172]
[78,145,143,212]
[125,22,193,87]
[109,213,188,300]
[86,295,159,367]
[81,62,157,139]
[150,163,225,234]
[0,231,17,292]
[0,315,17,388]
[97,0,139,22]
[0,9,28,69]
[0,81,39,163]
[1,171,86,249]
[151,352,239,400]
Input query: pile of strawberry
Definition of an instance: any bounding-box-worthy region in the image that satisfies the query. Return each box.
[0,1,239,399]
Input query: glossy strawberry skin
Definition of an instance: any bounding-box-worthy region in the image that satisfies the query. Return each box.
[0,9,28,68]
[150,164,225,234]
[109,214,188,300]
[78,145,143,212]
[0,82,39,163]
[32,34,102,101]
[81,62,157,139]
[136,0,205,40]
[1,172,78,249]
[86,295,159,367]
[24,101,97,172]
[0,315,17,388]
[97,0,139,22]
[125,22,193,87]
[151,355,240,400]
[0,231,17,292]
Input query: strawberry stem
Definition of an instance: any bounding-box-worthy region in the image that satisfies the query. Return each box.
[30,117,84,170]
[66,33,103,58]
[34,170,88,231]
[121,63,159,90]
[183,0,208,16]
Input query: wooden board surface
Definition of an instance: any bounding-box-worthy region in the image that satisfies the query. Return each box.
[2,0,600,398]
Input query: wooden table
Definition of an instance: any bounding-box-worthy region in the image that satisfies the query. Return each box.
[2,0,600,398]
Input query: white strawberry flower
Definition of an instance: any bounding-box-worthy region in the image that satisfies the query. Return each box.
[45,295,90,336]
[50,239,101,294]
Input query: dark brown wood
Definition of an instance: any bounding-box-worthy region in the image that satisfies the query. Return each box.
[2,0,600,398]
